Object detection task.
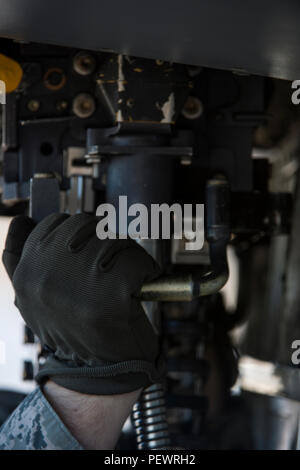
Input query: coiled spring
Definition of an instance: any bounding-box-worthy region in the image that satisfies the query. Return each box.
[132,383,170,449]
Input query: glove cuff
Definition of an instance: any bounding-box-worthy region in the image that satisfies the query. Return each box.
[36,354,165,395]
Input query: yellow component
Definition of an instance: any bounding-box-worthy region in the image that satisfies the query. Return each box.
[0,53,23,93]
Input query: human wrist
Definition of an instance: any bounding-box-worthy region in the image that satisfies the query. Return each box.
[43,379,142,450]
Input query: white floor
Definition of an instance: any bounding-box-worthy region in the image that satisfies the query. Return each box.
[0,216,35,393]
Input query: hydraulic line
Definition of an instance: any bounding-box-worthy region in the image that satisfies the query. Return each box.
[140,177,230,301]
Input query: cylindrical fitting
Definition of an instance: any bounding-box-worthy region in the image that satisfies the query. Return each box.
[206,177,230,243]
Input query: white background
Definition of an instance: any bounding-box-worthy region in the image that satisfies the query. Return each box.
[0,216,35,393]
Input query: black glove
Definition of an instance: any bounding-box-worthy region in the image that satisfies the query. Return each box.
[2,213,164,395]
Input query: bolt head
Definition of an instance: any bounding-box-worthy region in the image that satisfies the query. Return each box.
[182,96,203,120]
[73,52,96,76]
[72,93,96,118]
[27,99,40,112]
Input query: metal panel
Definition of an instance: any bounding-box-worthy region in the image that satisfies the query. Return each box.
[0,0,299,80]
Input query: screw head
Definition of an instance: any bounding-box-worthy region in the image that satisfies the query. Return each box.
[72,93,96,119]
[73,52,96,76]
[182,96,203,120]
[56,100,68,112]
[27,99,40,112]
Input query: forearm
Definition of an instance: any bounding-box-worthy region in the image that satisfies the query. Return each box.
[43,380,141,450]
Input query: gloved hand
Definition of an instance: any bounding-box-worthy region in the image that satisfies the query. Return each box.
[2,213,164,395]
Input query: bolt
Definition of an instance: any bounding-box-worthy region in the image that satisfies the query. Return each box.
[180,156,192,166]
[88,145,100,156]
[27,99,40,112]
[126,98,134,108]
[72,93,96,119]
[56,100,68,112]
[73,52,96,76]
[85,155,102,164]
[182,96,203,120]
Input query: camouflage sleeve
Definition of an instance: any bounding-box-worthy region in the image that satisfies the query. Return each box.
[0,387,83,450]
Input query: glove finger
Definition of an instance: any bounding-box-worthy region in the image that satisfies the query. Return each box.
[128,244,162,284]
[33,213,70,243]
[108,241,162,293]
[39,213,97,249]
[67,215,99,252]
[97,238,137,272]
[2,215,36,280]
